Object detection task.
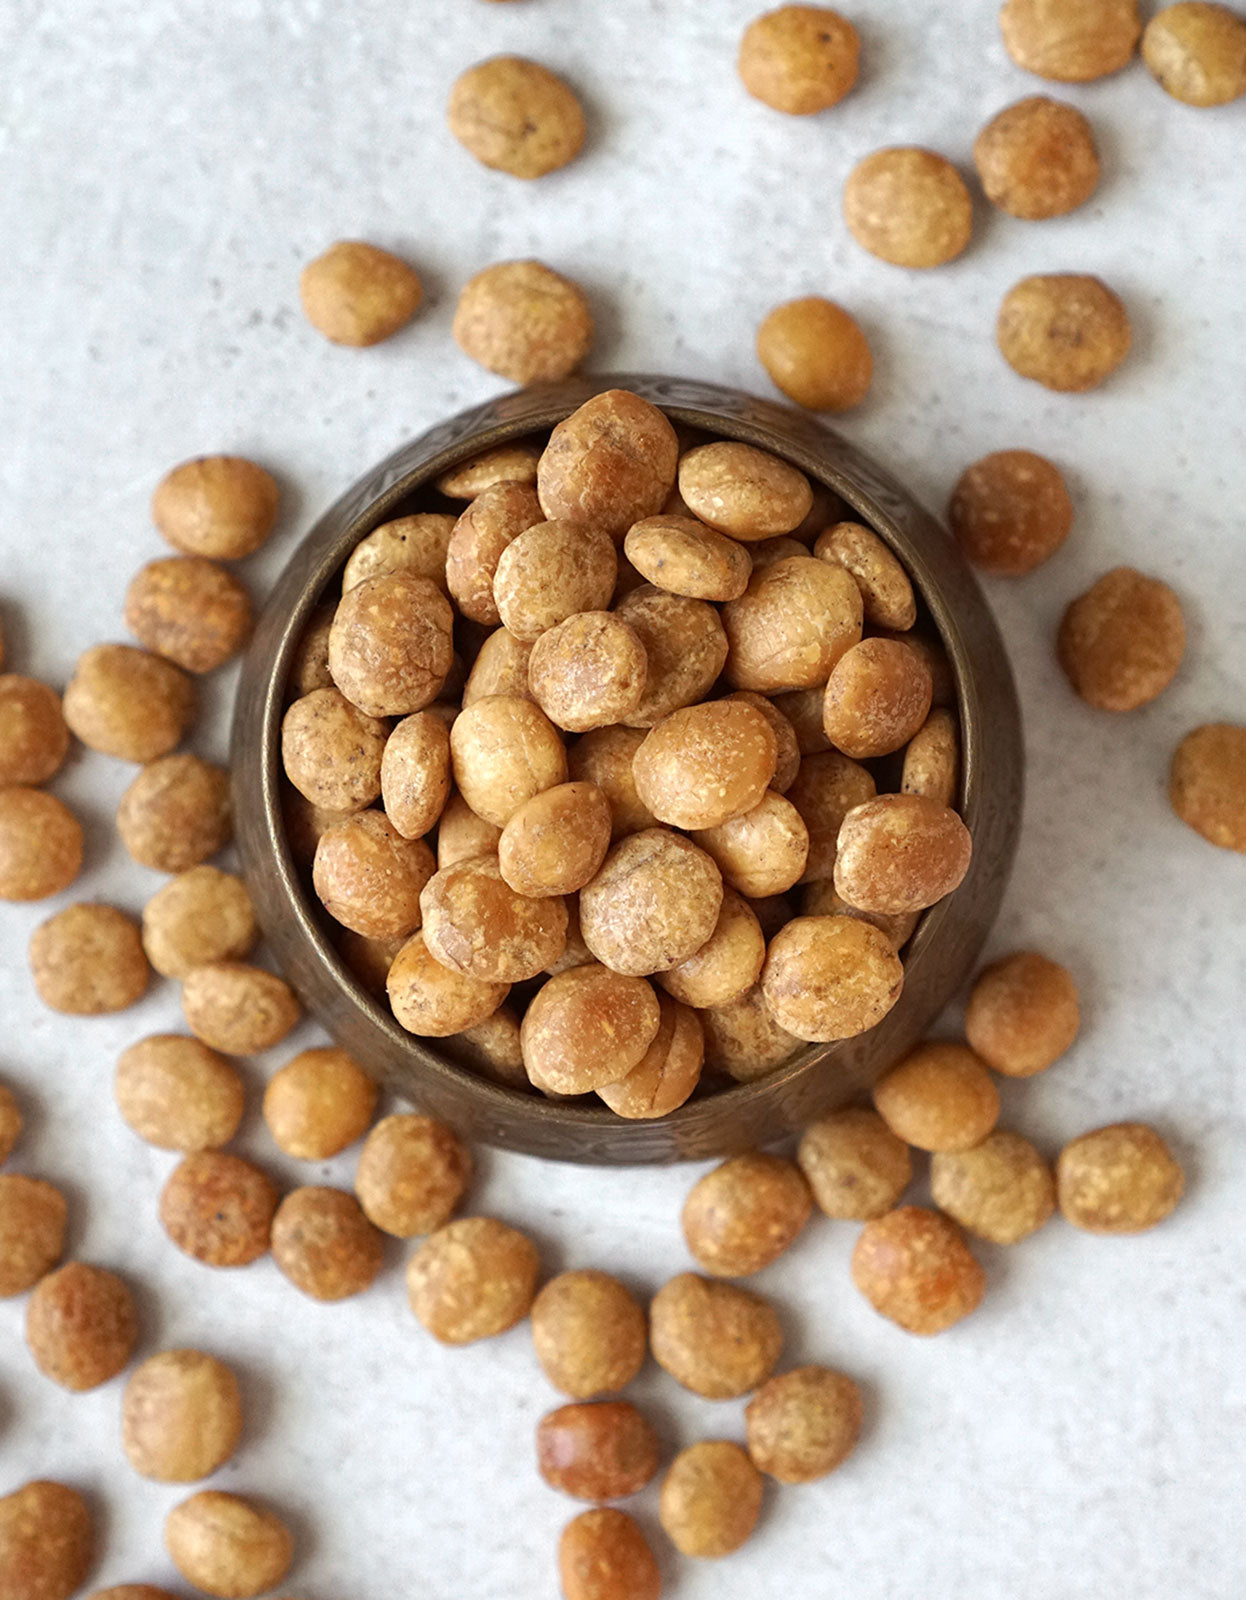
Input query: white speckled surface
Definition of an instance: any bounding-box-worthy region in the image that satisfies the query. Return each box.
[2,2,1244,1596]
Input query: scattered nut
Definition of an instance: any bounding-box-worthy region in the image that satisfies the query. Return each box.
[738,5,859,112]
[164,1492,292,1600]
[117,753,232,872]
[1057,566,1185,710]
[354,1112,472,1237]
[1000,0,1142,81]
[997,274,1132,392]
[447,56,586,178]
[798,1107,912,1219]
[124,557,252,673]
[0,674,70,785]
[122,1349,243,1482]
[182,962,299,1054]
[406,1215,539,1342]
[0,1175,67,1296]
[141,866,257,978]
[115,1036,245,1152]
[299,240,422,346]
[536,1400,661,1500]
[0,1082,21,1166]
[454,259,593,383]
[63,643,194,762]
[745,1365,863,1482]
[660,1439,763,1558]
[1170,723,1246,851]
[596,993,704,1118]
[932,1130,1056,1244]
[26,1261,138,1390]
[949,448,1074,576]
[0,1481,93,1600]
[531,1270,647,1398]
[843,146,973,268]
[0,789,84,902]
[262,1047,378,1160]
[1057,1122,1184,1233]
[974,95,1100,218]
[852,1205,985,1333]
[153,457,279,561]
[29,903,149,1015]
[160,1152,279,1267]
[873,1040,1000,1152]
[682,1151,812,1277]
[965,950,1080,1076]
[649,1272,783,1398]
[1143,2,1246,104]
[559,1509,660,1600]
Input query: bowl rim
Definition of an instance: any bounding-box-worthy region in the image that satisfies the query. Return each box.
[232,373,1024,1165]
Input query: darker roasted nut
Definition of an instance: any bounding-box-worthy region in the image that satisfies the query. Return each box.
[328,571,453,717]
[63,644,194,762]
[1057,567,1185,711]
[281,688,388,812]
[873,1041,999,1152]
[932,1131,1056,1244]
[531,1270,647,1398]
[843,147,972,268]
[0,1082,21,1166]
[271,1186,385,1301]
[160,1153,279,1267]
[407,1216,539,1342]
[1056,1122,1184,1233]
[974,96,1099,219]
[537,1400,661,1500]
[29,904,149,1015]
[821,637,932,759]
[580,828,723,976]
[834,793,972,914]
[948,449,1074,575]
[746,1365,863,1482]
[852,1205,985,1333]
[1170,723,1246,851]
[124,558,252,673]
[313,810,435,940]
[299,240,422,346]
[355,1112,472,1237]
[521,962,662,1094]
[118,753,232,871]
[559,1509,660,1600]
[454,259,593,383]
[682,1152,812,1277]
[798,1107,912,1220]
[0,789,83,902]
[997,274,1132,392]
[153,456,279,560]
[650,1272,783,1398]
[0,1175,67,1296]
[182,963,299,1054]
[538,390,679,540]
[447,56,586,178]
[26,1262,138,1391]
[420,854,567,981]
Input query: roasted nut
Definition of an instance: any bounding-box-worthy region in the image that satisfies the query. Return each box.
[435,791,503,867]
[948,449,1074,576]
[160,1152,279,1267]
[798,1107,912,1219]
[182,963,299,1054]
[379,711,452,839]
[597,992,704,1118]
[124,557,252,673]
[454,259,593,383]
[447,55,586,178]
[692,790,810,898]
[328,571,453,717]
[0,1481,93,1600]
[538,390,679,540]
[115,1036,245,1152]
[531,1270,647,1398]
[26,1262,138,1390]
[821,637,933,758]
[29,903,149,1015]
[738,5,859,112]
[649,1272,783,1398]
[844,147,972,268]
[0,674,70,786]
[932,1131,1056,1244]
[657,887,765,1008]
[1057,567,1185,710]
[521,962,662,1094]
[1143,2,1246,104]
[623,515,752,601]
[141,867,257,978]
[834,793,973,913]
[1170,723,1246,851]
[463,628,534,708]
[852,1205,985,1333]
[281,688,388,812]
[723,557,862,691]
[407,1215,539,1342]
[271,1186,385,1300]
[0,1081,21,1166]
[447,482,544,625]
[700,984,802,1081]
[164,1492,292,1600]
[448,1004,529,1090]
[262,1047,378,1160]
[499,781,612,896]
[974,96,1099,219]
[678,442,813,540]
[421,853,567,981]
[901,707,959,807]
[493,521,617,642]
[757,296,873,411]
[355,1112,472,1237]
[436,442,541,499]
[450,694,567,826]
[0,1175,67,1296]
[154,457,279,560]
[63,644,194,762]
[122,1349,243,1482]
[580,828,723,976]
[118,753,232,871]
[815,522,916,629]
[1000,0,1141,81]
[528,611,648,732]
[746,1365,863,1484]
[762,915,903,1041]
[682,1152,813,1277]
[313,810,435,940]
[388,929,510,1035]
[873,1041,999,1152]
[299,240,421,345]
[559,1509,660,1600]
[634,700,778,830]
[568,725,656,839]
[0,789,83,901]
[537,1400,661,1500]
[614,586,728,725]
[727,692,801,792]
[660,1439,763,1558]
[878,628,954,707]
[1057,1122,1184,1233]
[787,749,876,882]
[342,514,455,596]
[965,950,1080,1077]
[997,274,1132,392]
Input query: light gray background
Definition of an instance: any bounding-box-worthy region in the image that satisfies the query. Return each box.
[1,2,1244,1596]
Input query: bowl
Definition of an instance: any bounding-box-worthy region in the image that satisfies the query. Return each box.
[231,373,1024,1165]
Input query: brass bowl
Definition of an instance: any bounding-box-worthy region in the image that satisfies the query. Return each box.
[232,374,1023,1165]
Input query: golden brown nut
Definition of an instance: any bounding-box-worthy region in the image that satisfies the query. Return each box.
[948,449,1074,577]
[537,1401,660,1501]
[843,147,972,268]
[901,707,959,808]
[122,1349,243,1482]
[447,56,586,178]
[0,1481,93,1600]
[1000,0,1141,81]
[378,712,451,840]
[124,557,252,674]
[814,522,915,630]
[725,692,800,793]
[723,557,862,692]
[63,644,194,762]
[328,570,453,717]
[1170,723,1246,850]
[568,725,655,840]
[834,793,972,914]
[160,1152,279,1267]
[1056,1122,1184,1233]
[559,1509,660,1600]
[738,5,859,111]
[421,854,567,981]
[494,521,617,642]
[271,1186,385,1300]
[0,675,70,786]
[932,1130,1055,1244]
[757,296,872,412]
[435,791,503,868]
[1143,2,1246,103]
[1057,567,1185,711]
[798,1107,911,1219]
[435,442,541,499]
[822,637,933,759]
[118,753,232,871]
[141,866,257,978]
[450,694,568,827]
[407,1215,539,1342]
[787,749,875,882]
[699,984,802,1081]
[873,1041,999,1152]
[454,259,593,383]
[29,903,149,1015]
[692,790,809,898]
[531,1270,647,1398]
[0,1175,67,1296]
[463,628,534,707]
[746,1365,863,1484]
[997,274,1132,392]
[342,514,455,596]
[974,95,1099,219]
[153,456,279,560]
[965,950,1080,1077]
[682,1152,812,1277]
[299,240,422,345]
[499,782,612,896]
[539,391,680,539]
[678,442,813,540]
[762,915,903,1042]
[0,789,83,902]
[634,701,778,831]
[182,963,299,1054]
[263,1047,378,1160]
[313,810,435,940]
[660,1439,763,1559]
[281,687,388,812]
[623,515,752,601]
[650,1272,782,1398]
[527,611,648,733]
[447,1004,529,1090]
[164,1492,292,1600]
[597,992,704,1118]
[657,887,765,1008]
[26,1262,138,1390]
[852,1205,985,1333]
[115,1036,245,1152]
[0,1081,21,1166]
[447,482,544,625]
[614,586,728,725]
[387,929,510,1035]
[355,1112,472,1236]
[877,628,955,707]
[748,535,809,570]
[85,1588,178,1600]
[580,828,723,976]
[521,962,662,1094]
